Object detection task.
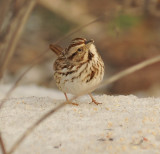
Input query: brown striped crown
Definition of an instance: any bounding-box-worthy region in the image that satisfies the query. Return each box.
[67,38,86,51]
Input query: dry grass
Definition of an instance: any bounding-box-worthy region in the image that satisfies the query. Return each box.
[0,0,36,79]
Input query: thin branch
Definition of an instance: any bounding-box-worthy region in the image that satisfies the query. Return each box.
[99,55,160,89]
[54,15,105,45]
[0,133,6,154]
[7,54,160,154]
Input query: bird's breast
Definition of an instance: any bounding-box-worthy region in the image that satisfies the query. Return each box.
[54,57,104,95]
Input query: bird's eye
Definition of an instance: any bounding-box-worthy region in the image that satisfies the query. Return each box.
[77,48,82,52]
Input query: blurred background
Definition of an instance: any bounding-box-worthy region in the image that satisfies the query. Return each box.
[0,0,160,97]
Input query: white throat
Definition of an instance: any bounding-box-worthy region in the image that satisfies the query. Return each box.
[90,44,98,58]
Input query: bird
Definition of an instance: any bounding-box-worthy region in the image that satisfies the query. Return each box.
[50,37,104,105]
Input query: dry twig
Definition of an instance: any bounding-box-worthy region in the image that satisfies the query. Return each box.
[99,55,160,89]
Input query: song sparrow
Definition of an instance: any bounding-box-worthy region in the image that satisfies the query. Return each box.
[50,38,104,105]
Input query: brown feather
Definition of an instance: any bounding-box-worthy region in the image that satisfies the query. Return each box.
[49,44,63,56]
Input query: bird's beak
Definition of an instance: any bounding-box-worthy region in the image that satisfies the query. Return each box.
[85,39,94,45]
[85,39,94,49]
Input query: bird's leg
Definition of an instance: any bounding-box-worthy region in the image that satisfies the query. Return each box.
[89,93,102,105]
[64,93,78,106]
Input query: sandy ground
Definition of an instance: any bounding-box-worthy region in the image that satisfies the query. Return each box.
[0,85,160,154]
